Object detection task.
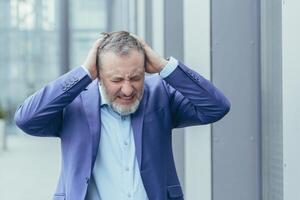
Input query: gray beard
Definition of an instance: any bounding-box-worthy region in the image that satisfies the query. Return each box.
[111,98,141,116]
[101,84,143,116]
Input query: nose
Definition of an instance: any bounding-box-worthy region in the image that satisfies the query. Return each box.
[121,81,134,96]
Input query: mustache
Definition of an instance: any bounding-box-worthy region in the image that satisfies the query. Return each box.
[115,91,137,98]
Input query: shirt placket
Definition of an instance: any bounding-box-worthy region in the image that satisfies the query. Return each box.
[119,115,133,199]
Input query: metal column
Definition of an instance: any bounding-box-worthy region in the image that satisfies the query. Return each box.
[211,0,262,199]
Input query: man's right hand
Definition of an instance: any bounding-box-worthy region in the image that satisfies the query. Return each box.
[82,37,103,80]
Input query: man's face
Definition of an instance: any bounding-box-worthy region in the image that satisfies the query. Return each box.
[99,50,145,115]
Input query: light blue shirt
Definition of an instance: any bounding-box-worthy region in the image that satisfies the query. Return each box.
[84,57,178,200]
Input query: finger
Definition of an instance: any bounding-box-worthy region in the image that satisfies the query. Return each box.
[129,33,139,40]
[93,37,104,48]
[130,33,147,47]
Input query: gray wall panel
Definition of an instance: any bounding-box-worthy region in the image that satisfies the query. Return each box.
[59,0,70,73]
[145,0,152,46]
[164,0,185,190]
[261,0,283,200]
[164,0,184,61]
[211,0,261,200]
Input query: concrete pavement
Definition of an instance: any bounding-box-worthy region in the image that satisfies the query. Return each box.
[0,132,61,200]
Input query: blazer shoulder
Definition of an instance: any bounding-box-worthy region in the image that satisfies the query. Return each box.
[144,74,167,93]
[144,74,175,104]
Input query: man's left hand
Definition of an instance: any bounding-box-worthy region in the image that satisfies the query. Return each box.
[131,33,168,74]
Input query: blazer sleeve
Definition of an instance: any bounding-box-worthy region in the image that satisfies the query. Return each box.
[14,67,92,137]
[163,62,231,128]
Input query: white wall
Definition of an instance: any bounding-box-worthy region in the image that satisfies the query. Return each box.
[282,1,300,199]
[184,0,211,200]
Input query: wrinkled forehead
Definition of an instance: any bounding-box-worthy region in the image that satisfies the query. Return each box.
[100,50,145,77]
[105,68,145,78]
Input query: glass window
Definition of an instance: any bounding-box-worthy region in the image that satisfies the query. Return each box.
[69,0,107,67]
[0,0,107,133]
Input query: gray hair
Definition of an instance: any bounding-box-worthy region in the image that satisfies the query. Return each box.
[96,31,146,75]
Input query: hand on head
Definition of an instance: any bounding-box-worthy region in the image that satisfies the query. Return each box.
[83,37,104,80]
[130,33,168,74]
[83,31,168,80]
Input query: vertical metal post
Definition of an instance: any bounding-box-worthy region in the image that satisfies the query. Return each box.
[59,0,70,73]
[164,0,185,190]
[106,0,113,32]
[145,0,152,46]
[261,0,283,199]
[211,0,262,199]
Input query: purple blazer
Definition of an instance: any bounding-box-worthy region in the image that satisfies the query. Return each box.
[15,62,230,200]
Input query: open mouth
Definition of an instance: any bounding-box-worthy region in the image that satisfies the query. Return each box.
[117,95,135,104]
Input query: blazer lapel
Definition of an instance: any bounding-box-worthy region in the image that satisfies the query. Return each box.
[131,87,148,170]
[81,80,101,169]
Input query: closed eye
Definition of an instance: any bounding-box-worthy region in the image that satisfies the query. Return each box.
[111,78,123,83]
[131,76,142,81]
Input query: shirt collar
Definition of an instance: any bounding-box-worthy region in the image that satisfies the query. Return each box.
[98,83,109,106]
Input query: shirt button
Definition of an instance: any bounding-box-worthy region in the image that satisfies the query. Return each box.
[127,193,131,198]
[124,141,128,146]
[125,167,129,171]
